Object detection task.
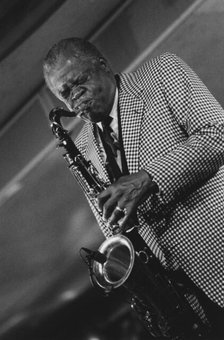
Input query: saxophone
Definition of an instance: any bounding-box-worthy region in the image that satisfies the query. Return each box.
[49,107,211,339]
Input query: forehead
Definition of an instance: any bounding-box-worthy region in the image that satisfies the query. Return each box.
[47,56,92,91]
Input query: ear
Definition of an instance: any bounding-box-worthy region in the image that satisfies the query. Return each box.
[98,57,110,72]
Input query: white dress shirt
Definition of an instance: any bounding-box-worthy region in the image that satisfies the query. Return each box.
[97,88,122,171]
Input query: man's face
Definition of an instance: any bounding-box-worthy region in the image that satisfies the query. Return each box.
[46,55,116,123]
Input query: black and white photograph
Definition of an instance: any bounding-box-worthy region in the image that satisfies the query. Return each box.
[0,1,223,339]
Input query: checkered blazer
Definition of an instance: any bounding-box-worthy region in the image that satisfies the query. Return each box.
[75,53,224,307]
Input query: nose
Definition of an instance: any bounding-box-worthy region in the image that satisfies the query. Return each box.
[68,88,83,113]
[71,87,85,101]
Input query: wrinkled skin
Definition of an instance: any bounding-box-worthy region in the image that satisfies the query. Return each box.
[46,55,116,123]
[46,54,157,231]
[97,169,158,230]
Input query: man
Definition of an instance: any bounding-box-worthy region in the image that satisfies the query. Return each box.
[43,38,224,336]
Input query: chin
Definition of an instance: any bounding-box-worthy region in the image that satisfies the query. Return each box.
[89,112,105,123]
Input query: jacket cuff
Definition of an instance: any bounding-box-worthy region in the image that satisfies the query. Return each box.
[138,169,166,218]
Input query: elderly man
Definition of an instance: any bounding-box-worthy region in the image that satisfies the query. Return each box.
[43,37,224,337]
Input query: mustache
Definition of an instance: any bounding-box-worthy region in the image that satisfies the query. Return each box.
[73,99,93,112]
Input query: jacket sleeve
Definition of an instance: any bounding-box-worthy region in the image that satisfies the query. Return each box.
[143,53,224,206]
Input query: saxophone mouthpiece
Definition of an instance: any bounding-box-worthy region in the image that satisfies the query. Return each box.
[49,107,74,122]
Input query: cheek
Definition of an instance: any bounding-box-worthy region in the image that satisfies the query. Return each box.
[61,97,70,108]
[59,96,72,111]
[91,86,106,105]
[92,84,103,97]
[98,85,109,101]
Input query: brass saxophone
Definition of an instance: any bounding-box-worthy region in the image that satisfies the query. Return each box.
[49,107,211,339]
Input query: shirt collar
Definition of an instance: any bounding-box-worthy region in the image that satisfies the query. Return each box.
[97,87,118,130]
[109,87,118,120]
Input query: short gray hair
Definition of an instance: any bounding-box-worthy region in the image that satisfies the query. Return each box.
[43,37,106,80]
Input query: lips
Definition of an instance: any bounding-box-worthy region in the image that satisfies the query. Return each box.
[73,99,93,116]
[71,88,85,101]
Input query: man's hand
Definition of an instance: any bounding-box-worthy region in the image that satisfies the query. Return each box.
[97,169,158,231]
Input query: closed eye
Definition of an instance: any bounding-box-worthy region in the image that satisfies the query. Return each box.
[60,86,70,99]
[60,74,89,100]
[75,74,90,86]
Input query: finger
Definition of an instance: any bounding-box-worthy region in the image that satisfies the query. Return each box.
[108,205,127,227]
[116,205,137,231]
[108,192,135,228]
[119,214,133,232]
[102,197,117,220]
[97,188,112,211]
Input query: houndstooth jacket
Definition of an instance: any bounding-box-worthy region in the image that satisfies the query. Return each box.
[75,53,224,307]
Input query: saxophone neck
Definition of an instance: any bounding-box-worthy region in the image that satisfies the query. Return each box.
[49,107,109,194]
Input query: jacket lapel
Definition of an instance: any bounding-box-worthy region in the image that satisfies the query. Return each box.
[80,73,145,179]
[118,89,144,175]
